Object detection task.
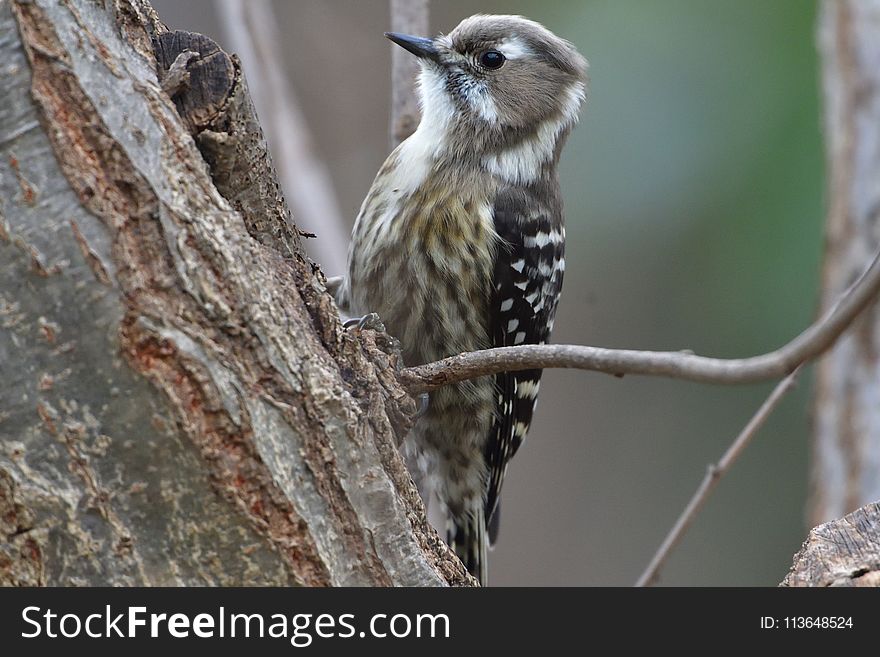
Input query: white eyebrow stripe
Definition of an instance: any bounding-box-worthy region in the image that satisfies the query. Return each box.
[498,36,533,60]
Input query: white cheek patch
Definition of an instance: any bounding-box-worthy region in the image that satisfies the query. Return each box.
[482,120,559,184]
[482,80,586,184]
[561,80,587,124]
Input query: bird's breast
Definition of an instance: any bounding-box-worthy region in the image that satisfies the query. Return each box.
[349,151,499,367]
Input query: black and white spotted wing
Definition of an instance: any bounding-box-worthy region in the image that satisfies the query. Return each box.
[485,183,565,540]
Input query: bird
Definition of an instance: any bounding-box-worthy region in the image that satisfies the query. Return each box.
[335,14,587,585]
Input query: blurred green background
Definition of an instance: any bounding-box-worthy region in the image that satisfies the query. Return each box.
[152,0,824,585]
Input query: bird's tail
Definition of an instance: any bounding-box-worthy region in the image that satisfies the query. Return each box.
[448,504,488,586]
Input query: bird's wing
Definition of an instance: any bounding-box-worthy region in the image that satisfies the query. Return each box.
[485,183,565,540]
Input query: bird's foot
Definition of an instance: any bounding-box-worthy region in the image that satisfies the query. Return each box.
[343,312,386,333]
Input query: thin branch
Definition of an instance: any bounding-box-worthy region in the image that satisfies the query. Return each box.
[635,247,879,586]
[389,0,428,147]
[399,248,880,394]
[635,368,801,587]
[215,0,349,276]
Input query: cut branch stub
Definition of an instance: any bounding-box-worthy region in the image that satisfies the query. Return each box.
[153,31,234,133]
[782,502,880,586]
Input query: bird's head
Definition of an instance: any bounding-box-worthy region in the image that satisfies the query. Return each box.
[387,14,587,155]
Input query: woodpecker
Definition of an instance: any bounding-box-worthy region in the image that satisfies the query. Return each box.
[337,14,587,584]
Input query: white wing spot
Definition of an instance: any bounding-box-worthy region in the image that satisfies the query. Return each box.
[500,298,514,312]
[517,380,541,399]
[514,331,526,344]
[507,319,520,333]
[524,229,563,248]
[511,259,525,273]
[538,261,555,277]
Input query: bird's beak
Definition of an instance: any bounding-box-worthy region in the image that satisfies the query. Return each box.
[384,32,439,61]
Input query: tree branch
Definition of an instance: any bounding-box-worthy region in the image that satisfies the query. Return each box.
[634,233,880,585]
[214,0,348,276]
[400,248,880,394]
[389,0,428,147]
[810,0,880,527]
[635,368,801,587]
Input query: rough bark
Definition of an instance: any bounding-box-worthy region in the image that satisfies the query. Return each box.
[782,501,880,586]
[0,0,470,587]
[811,0,880,526]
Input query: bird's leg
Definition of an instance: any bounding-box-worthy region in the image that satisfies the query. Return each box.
[344,313,427,416]
[324,275,344,298]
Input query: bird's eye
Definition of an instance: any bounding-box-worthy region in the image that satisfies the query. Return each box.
[479,49,505,70]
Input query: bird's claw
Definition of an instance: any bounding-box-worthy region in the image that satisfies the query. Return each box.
[415,392,429,418]
[343,312,385,333]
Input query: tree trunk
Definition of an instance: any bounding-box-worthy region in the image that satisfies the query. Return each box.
[811,0,880,526]
[0,0,469,587]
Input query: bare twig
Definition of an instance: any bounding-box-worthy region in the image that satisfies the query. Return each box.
[635,247,879,586]
[215,0,348,276]
[399,248,880,394]
[159,50,197,97]
[389,0,428,147]
[635,368,801,587]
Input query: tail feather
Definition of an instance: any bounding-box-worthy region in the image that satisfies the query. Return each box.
[487,500,501,546]
[448,506,488,586]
